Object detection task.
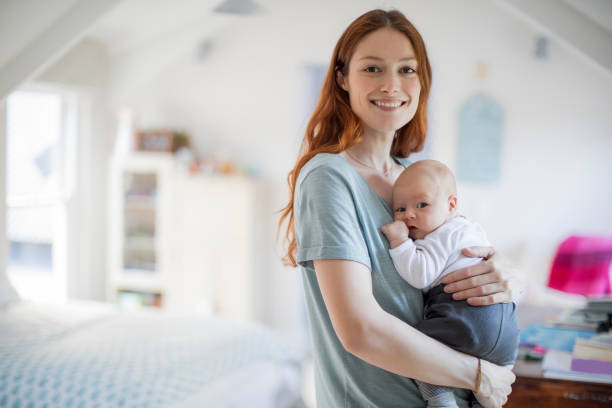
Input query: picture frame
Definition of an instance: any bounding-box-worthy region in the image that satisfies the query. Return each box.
[135,130,174,152]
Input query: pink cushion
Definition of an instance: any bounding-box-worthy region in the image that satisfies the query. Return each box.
[548,235,612,296]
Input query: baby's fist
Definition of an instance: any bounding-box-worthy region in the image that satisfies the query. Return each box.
[381,220,410,249]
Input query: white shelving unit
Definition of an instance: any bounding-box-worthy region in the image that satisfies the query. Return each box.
[107,152,258,319]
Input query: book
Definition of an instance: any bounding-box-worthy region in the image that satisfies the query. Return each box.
[542,350,612,384]
[554,308,606,330]
[585,297,612,313]
[572,333,612,362]
[571,357,612,375]
[580,332,612,348]
[519,323,596,352]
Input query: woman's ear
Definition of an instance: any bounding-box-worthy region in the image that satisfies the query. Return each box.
[336,70,348,92]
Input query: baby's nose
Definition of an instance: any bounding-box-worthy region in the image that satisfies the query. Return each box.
[396,210,415,220]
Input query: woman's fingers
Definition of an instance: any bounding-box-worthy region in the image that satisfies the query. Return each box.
[462,246,495,260]
[442,248,525,304]
[442,261,500,288]
[441,262,488,284]
[466,291,513,306]
[451,282,506,299]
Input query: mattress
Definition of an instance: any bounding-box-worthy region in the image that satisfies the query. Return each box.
[0,301,302,408]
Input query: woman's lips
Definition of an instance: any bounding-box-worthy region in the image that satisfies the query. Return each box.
[371,100,406,112]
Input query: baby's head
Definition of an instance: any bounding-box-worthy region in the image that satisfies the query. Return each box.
[392,160,457,240]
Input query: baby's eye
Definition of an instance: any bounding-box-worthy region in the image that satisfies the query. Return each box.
[400,66,416,74]
[364,66,381,73]
[395,207,406,213]
[416,202,428,209]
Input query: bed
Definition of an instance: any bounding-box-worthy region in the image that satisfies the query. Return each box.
[0,296,303,408]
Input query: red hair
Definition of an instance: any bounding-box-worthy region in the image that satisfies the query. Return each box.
[278,9,432,267]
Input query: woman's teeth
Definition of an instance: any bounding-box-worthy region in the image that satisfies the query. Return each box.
[373,101,403,108]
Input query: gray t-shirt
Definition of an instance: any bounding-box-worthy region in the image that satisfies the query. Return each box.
[294,153,472,407]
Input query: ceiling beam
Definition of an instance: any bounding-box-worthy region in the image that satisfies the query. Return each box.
[496,0,612,78]
[0,0,122,101]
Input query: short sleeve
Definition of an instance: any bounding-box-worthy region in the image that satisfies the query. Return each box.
[294,164,371,270]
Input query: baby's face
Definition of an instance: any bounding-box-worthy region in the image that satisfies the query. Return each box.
[392,174,454,240]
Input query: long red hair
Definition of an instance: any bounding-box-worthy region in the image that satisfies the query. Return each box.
[278,9,432,267]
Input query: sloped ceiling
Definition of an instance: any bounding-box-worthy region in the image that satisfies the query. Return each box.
[2,0,610,100]
[564,0,612,34]
[88,0,221,57]
[86,0,241,99]
[497,0,612,76]
[0,0,121,100]
[0,0,81,70]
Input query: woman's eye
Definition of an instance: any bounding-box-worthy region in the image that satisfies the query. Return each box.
[365,66,380,73]
[400,66,416,74]
[416,202,428,209]
[395,207,406,213]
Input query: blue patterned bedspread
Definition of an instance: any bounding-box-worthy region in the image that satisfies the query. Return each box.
[0,301,301,408]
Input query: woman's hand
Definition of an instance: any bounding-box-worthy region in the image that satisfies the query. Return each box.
[474,360,515,408]
[441,246,525,306]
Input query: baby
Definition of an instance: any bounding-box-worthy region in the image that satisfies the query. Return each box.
[381,160,519,408]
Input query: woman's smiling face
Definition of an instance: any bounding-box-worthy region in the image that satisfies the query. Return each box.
[338,28,422,138]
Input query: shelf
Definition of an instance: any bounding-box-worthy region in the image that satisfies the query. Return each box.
[109,152,258,318]
[116,289,163,309]
[113,274,164,291]
[124,236,155,251]
[123,263,156,272]
[124,204,155,212]
[124,196,156,209]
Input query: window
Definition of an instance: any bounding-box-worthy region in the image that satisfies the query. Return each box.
[5,89,75,302]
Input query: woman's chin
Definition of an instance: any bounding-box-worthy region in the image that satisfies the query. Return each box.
[362,118,411,135]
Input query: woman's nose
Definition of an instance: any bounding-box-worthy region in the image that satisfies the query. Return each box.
[380,72,400,94]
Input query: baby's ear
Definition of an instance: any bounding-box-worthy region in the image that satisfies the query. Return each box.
[448,195,458,212]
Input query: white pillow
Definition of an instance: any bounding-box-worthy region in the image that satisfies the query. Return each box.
[0,273,20,307]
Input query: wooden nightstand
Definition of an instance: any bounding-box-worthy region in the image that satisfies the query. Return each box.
[509,304,612,406]
[507,359,612,406]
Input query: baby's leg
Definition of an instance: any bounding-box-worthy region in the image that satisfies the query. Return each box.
[415,284,519,365]
[416,381,459,408]
[414,284,519,407]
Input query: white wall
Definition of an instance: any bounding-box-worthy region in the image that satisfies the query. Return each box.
[0,100,6,279]
[105,0,381,335]
[419,1,612,297]
[106,0,612,320]
[24,0,610,333]
[33,39,112,301]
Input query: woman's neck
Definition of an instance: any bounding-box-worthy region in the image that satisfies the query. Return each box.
[346,130,396,171]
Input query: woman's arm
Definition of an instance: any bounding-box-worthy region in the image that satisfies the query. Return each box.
[441,247,525,306]
[314,258,515,404]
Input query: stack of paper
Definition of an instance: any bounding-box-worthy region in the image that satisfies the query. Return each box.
[543,350,612,383]
[571,333,612,375]
[541,333,612,383]
[519,324,595,352]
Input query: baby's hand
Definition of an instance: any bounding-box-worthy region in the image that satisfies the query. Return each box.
[381,220,410,249]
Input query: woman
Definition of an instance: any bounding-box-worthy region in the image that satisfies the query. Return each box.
[279,9,523,408]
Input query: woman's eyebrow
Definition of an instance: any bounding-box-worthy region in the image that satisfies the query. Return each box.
[357,56,417,62]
